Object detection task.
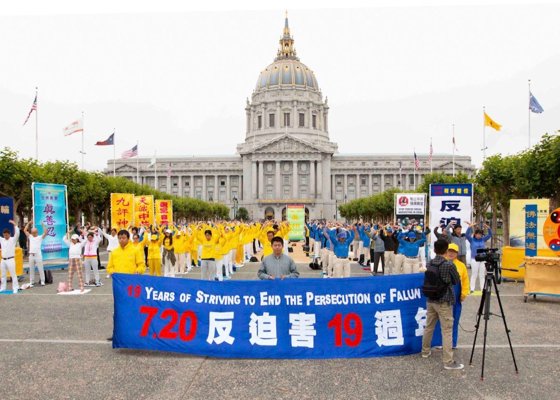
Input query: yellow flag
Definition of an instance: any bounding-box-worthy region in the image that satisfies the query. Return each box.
[110,193,134,230]
[484,112,502,131]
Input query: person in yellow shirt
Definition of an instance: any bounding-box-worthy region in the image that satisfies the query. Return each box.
[174,228,188,274]
[197,225,221,280]
[131,233,148,254]
[222,226,234,279]
[258,221,275,259]
[431,243,469,348]
[147,233,163,277]
[107,230,146,276]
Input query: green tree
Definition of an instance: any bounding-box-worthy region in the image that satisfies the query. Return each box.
[237,207,249,220]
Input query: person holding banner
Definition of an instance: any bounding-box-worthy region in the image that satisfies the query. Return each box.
[1,220,20,293]
[258,237,299,280]
[23,220,47,287]
[63,230,86,292]
[465,222,492,293]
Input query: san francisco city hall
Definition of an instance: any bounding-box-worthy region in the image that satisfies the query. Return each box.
[109,15,474,220]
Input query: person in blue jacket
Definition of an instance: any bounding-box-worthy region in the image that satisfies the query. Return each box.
[465,222,492,292]
[357,223,372,267]
[326,224,356,278]
[397,230,426,274]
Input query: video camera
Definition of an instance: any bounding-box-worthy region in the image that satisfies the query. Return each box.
[475,247,500,273]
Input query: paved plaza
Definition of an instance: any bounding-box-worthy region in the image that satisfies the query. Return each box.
[2,248,560,400]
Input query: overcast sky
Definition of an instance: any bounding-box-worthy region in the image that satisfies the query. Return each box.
[1,0,558,171]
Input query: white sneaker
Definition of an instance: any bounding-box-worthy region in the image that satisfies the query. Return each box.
[444,361,464,370]
[41,282,45,286]
[29,283,34,288]
[13,289,19,294]
[106,274,110,279]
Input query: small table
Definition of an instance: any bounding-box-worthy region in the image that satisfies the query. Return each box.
[523,256,560,302]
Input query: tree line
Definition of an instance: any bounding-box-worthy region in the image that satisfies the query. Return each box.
[0,148,230,225]
[338,132,560,247]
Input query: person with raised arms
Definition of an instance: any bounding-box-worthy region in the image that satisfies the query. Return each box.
[23,220,47,287]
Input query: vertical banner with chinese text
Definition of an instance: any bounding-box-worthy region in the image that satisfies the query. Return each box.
[525,204,538,257]
[509,199,549,248]
[111,193,135,230]
[429,184,473,250]
[287,204,305,241]
[134,195,154,228]
[0,197,14,236]
[112,273,426,359]
[32,183,69,260]
[155,200,173,226]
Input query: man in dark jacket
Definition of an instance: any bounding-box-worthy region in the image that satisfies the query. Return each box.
[380,226,399,275]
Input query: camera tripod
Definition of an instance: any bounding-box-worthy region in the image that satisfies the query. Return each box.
[469,263,519,380]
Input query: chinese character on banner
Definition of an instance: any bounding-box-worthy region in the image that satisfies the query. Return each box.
[289,312,317,348]
[134,195,154,227]
[249,312,278,346]
[155,199,173,226]
[415,307,427,337]
[374,310,404,346]
[111,193,135,230]
[207,312,235,345]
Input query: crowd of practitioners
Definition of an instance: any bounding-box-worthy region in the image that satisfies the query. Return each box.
[1,216,492,295]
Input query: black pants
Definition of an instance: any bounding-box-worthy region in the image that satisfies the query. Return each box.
[373,252,385,274]
[369,248,374,264]
[305,236,310,247]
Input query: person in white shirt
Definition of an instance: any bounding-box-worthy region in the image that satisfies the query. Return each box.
[62,230,86,292]
[81,227,103,287]
[23,221,48,287]
[99,226,119,278]
[1,220,20,293]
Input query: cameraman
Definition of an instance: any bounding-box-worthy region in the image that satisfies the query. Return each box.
[465,222,493,293]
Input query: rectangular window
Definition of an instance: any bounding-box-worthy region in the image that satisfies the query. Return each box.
[336,179,342,185]
[185,181,189,187]
[196,178,202,186]
[219,189,226,201]
[301,176,307,185]
[232,177,238,185]
[266,189,273,200]
[269,114,275,127]
[184,189,190,197]
[409,175,414,185]
[283,176,290,185]
[284,113,290,127]
[267,177,272,185]
[195,189,202,200]
[348,188,355,200]
[361,178,366,185]
[258,115,262,129]
[312,115,317,128]
[160,181,166,187]
[299,113,305,127]
[173,182,178,187]
[361,189,367,197]
[300,188,307,199]
[283,188,290,199]
[231,189,238,199]
[336,190,343,201]
[373,178,379,184]
[349,177,354,184]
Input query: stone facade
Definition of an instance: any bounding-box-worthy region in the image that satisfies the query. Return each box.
[107,15,475,220]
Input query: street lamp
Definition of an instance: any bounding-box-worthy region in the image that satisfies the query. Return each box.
[233,196,238,219]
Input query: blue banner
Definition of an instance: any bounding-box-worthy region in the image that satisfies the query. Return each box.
[0,197,14,236]
[112,274,429,359]
[525,204,538,257]
[32,183,68,260]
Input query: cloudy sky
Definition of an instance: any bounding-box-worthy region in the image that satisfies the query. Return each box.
[1,0,558,171]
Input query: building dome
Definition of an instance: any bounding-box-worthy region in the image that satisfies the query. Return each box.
[254,12,319,92]
[255,59,319,91]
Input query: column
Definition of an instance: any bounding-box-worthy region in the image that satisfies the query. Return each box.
[292,160,298,199]
[226,175,231,203]
[275,161,281,199]
[343,174,347,198]
[214,175,219,202]
[309,161,315,198]
[322,156,331,201]
[243,157,251,202]
[308,103,313,130]
[331,175,335,200]
[178,175,183,197]
[316,160,323,199]
[380,173,385,192]
[251,161,257,199]
[250,108,255,133]
[201,175,206,201]
[368,175,372,197]
[258,162,264,200]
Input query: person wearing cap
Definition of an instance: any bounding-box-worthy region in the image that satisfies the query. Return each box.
[81,227,103,287]
[465,222,493,293]
[326,224,356,278]
[63,228,87,292]
[380,225,399,275]
[1,220,20,293]
[23,220,48,287]
[397,229,427,274]
[431,242,470,349]
[147,233,163,276]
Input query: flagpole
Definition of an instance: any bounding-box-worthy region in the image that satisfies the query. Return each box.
[430,137,433,174]
[528,79,531,149]
[452,124,455,177]
[136,141,139,184]
[413,149,416,191]
[482,106,486,160]
[113,128,116,178]
[81,111,85,169]
[155,151,157,190]
[35,87,39,160]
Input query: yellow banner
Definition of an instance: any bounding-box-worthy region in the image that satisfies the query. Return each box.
[110,193,134,230]
[155,200,173,226]
[510,199,549,249]
[484,112,502,131]
[134,195,154,228]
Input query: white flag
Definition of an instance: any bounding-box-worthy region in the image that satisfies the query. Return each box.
[148,153,156,167]
[63,117,83,136]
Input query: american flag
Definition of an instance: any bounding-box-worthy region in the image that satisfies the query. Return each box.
[121,144,138,159]
[23,95,37,126]
[414,152,419,170]
[428,140,433,163]
[167,162,172,178]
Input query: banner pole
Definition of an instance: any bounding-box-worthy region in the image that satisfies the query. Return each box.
[482,107,486,160]
[452,124,455,177]
[136,140,139,184]
[113,128,116,178]
[81,111,85,170]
